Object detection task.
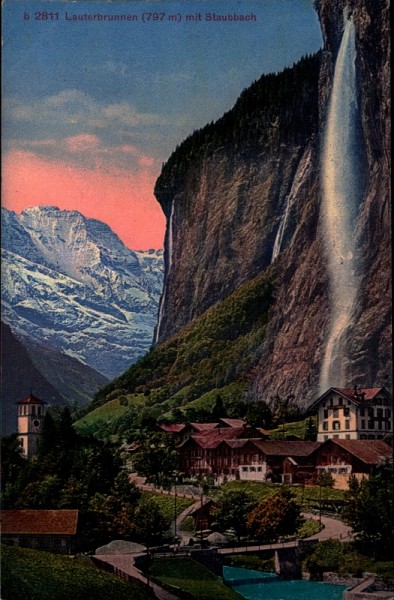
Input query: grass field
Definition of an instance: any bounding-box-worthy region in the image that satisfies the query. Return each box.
[141,491,195,522]
[268,416,317,440]
[220,480,346,505]
[1,545,152,600]
[149,557,241,600]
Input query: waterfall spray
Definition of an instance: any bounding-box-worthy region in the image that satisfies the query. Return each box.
[155,199,175,344]
[319,15,361,392]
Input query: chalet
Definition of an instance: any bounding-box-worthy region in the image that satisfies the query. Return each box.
[178,426,267,482]
[156,420,248,443]
[251,440,320,484]
[189,499,217,534]
[310,439,392,489]
[310,387,392,442]
[1,509,79,554]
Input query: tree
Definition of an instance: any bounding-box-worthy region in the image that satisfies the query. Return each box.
[304,417,317,441]
[0,434,28,508]
[247,489,304,542]
[341,462,394,558]
[211,395,226,420]
[212,490,255,542]
[133,497,171,545]
[304,539,344,579]
[316,471,334,488]
[245,401,272,428]
[0,434,25,490]
[132,433,179,488]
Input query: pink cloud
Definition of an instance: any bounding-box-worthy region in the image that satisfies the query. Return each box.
[2,150,166,250]
[65,133,100,153]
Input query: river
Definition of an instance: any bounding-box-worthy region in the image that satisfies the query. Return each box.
[223,566,347,600]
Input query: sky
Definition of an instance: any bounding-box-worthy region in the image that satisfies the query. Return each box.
[2,0,322,249]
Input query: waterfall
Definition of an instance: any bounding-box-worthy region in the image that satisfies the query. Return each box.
[271,147,312,263]
[271,194,291,263]
[319,16,361,392]
[154,198,175,344]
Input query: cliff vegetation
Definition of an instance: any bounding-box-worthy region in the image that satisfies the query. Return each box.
[91,270,274,418]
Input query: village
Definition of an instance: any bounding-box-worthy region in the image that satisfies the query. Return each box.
[2,386,392,563]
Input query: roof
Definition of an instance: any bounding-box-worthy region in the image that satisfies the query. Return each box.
[1,510,79,535]
[334,387,388,403]
[218,418,246,428]
[157,423,187,433]
[180,427,264,450]
[310,386,392,409]
[252,440,320,457]
[316,439,393,465]
[16,393,46,405]
[189,423,220,432]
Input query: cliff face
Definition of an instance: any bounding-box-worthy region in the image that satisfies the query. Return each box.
[154,0,391,407]
[154,56,321,343]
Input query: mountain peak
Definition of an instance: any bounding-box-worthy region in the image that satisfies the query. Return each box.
[2,206,164,380]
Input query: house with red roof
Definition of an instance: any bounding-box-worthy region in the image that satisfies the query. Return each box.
[178,426,267,482]
[252,440,320,484]
[310,387,392,442]
[156,420,247,444]
[1,509,79,554]
[310,439,392,489]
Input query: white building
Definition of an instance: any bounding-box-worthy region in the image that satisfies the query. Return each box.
[310,387,392,442]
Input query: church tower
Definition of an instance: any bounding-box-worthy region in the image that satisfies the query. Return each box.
[17,393,46,457]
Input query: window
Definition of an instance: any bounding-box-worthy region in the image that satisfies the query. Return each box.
[333,408,339,418]
[345,435,350,440]
[322,401,326,407]
[368,407,374,417]
[368,420,374,429]
[323,435,328,441]
[377,408,383,418]
[339,398,343,405]
[333,434,339,439]
[333,421,340,430]
[385,421,391,430]
[37,406,41,416]
[361,420,365,429]
[378,421,382,430]
[345,420,350,429]
[32,406,36,416]
[360,434,367,440]
[360,408,365,417]
[385,409,391,418]
[323,421,328,431]
[324,409,328,419]
[344,407,350,417]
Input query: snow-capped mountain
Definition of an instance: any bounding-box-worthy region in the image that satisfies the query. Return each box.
[1,206,164,379]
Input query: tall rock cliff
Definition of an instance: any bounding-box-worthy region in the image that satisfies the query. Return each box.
[153,0,391,407]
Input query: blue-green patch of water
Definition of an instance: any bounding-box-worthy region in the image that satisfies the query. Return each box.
[223,566,346,600]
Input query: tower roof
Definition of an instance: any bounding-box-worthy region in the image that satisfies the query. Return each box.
[16,393,47,405]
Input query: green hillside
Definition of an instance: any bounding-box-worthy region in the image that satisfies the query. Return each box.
[1,545,150,600]
[86,270,274,424]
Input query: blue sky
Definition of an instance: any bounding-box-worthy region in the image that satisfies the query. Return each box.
[2,0,322,248]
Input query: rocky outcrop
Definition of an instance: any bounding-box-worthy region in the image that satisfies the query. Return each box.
[154,1,391,407]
